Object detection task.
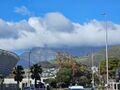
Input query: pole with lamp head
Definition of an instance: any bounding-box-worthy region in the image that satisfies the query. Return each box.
[102,13,109,89]
[28,49,31,88]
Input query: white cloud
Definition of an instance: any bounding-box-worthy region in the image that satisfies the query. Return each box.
[14,6,33,16]
[43,13,74,32]
[0,12,120,50]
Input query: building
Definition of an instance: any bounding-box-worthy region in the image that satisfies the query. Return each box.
[0,49,19,77]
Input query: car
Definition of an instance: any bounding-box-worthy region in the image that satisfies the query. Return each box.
[23,87,35,90]
[68,86,84,90]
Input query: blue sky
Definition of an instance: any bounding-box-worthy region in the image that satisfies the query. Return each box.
[0,0,120,52]
[0,0,120,23]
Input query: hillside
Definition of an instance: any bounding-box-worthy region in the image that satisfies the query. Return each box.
[38,61,58,68]
[77,45,120,66]
[17,46,103,67]
[17,45,120,68]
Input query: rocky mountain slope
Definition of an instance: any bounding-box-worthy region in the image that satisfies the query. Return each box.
[17,46,105,67]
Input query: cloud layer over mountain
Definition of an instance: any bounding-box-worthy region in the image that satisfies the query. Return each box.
[0,12,120,50]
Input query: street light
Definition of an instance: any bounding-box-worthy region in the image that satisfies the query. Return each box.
[28,49,31,88]
[91,52,95,89]
[102,13,109,88]
[29,50,31,71]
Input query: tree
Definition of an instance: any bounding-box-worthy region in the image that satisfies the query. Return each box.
[56,68,72,83]
[56,52,92,87]
[30,64,42,88]
[13,65,25,89]
[56,52,81,76]
[47,78,57,88]
[99,57,120,82]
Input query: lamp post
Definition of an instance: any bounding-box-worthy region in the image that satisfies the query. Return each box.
[28,49,31,88]
[102,13,109,88]
[91,52,95,89]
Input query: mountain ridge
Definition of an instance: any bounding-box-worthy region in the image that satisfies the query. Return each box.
[77,45,120,66]
[17,46,103,67]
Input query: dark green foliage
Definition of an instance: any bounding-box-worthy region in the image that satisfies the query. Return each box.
[55,52,92,87]
[56,66,92,87]
[47,78,57,88]
[13,65,25,82]
[56,68,72,83]
[30,64,42,88]
[13,65,25,89]
[100,57,120,80]
[76,65,92,86]
[30,64,42,80]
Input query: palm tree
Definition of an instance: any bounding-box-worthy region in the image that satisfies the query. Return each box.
[13,65,25,89]
[30,64,42,88]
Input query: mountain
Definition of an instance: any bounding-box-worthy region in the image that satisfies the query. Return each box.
[38,61,58,68]
[17,47,56,67]
[17,46,103,67]
[77,45,120,66]
[17,45,120,68]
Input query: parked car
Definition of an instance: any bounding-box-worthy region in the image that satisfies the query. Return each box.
[68,86,84,90]
[23,87,35,90]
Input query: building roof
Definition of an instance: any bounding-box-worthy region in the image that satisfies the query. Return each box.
[0,49,19,77]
